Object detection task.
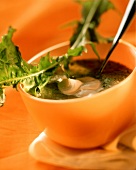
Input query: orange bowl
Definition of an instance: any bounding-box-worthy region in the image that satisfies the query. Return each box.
[18,40,136,149]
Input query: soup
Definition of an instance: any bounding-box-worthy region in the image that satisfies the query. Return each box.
[27,59,132,100]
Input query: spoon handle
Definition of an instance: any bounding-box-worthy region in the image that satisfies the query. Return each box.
[97,0,136,76]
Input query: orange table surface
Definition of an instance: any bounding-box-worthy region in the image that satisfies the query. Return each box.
[0,87,71,170]
[0,0,135,170]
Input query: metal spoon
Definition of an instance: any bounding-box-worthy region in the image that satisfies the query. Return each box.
[58,0,135,97]
[97,0,136,76]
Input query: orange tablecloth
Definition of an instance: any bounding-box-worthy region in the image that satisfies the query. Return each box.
[0,0,135,170]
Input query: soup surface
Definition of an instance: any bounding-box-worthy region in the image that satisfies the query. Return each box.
[28,59,132,100]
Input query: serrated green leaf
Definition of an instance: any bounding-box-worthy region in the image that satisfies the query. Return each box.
[0,0,115,106]
[68,46,84,56]
[70,0,115,46]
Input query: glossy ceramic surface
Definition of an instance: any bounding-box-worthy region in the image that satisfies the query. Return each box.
[18,40,136,149]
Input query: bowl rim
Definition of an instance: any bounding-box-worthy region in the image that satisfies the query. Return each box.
[18,39,136,104]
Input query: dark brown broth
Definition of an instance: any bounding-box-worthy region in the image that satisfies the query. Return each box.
[38,59,132,100]
[69,59,132,89]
